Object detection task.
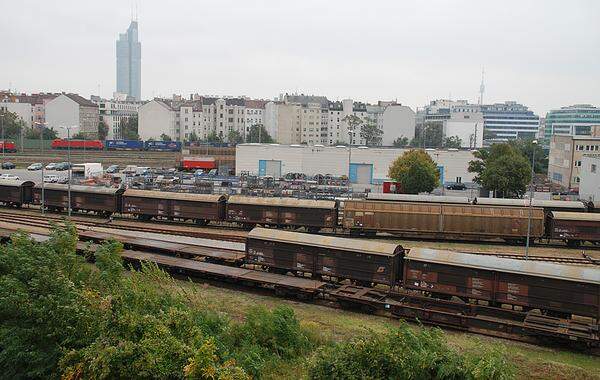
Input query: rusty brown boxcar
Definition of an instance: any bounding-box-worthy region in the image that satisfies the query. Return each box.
[227,196,337,231]
[33,183,124,215]
[122,189,226,224]
[0,179,34,207]
[343,200,544,242]
[547,211,600,246]
[246,227,405,286]
[403,248,600,320]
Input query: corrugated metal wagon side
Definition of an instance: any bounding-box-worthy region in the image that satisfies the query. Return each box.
[246,227,404,286]
[0,179,34,207]
[404,248,600,320]
[547,211,600,246]
[33,184,124,215]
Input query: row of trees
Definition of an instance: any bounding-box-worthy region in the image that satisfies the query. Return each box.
[161,124,275,145]
[392,122,462,149]
[388,139,547,196]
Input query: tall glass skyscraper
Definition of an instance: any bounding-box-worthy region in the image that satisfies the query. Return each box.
[116,21,141,100]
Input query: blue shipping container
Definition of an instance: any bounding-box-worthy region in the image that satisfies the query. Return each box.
[144,140,182,152]
[105,140,144,150]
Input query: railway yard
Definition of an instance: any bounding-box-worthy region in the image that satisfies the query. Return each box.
[0,176,599,378]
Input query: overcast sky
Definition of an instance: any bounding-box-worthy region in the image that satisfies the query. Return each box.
[1,0,598,114]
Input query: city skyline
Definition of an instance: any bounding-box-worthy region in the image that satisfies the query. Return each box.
[1,0,599,115]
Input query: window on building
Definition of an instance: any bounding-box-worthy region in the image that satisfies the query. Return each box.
[575,160,582,167]
[592,164,597,173]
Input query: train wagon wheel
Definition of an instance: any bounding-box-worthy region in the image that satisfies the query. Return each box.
[566,239,581,248]
[195,219,209,226]
[307,226,320,233]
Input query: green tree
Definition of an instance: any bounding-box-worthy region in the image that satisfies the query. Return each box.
[72,132,86,139]
[508,139,547,174]
[25,126,58,140]
[227,130,244,145]
[359,117,383,146]
[246,124,273,143]
[160,133,172,141]
[0,111,24,139]
[393,136,409,147]
[120,116,139,140]
[205,131,223,143]
[443,135,462,149]
[188,131,199,142]
[97,121,109,140]
[342,115,362,144]
[468,143,532,197]
[388,149,440,194]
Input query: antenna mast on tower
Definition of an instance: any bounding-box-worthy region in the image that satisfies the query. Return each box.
[478,67,485,105]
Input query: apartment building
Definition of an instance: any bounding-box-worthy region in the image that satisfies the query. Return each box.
[0,92,58,128]
[243,99,267,139]
[547,129,600,189]
[45,94,99,138]
[91,95,142,139]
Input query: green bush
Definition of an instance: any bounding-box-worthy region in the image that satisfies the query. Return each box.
[308,323,514,380]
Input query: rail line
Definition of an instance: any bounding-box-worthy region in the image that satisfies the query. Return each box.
[2,208,599,265]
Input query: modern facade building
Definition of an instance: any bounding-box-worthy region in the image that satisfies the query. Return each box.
[479,101,539,142]
[116,21,141,100]
[547,129,600,189]
[91,95,143,139]
[45,94,100,139]
[235,144,476,187]
[544,104,600,139]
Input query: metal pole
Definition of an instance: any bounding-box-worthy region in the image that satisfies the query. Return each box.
[1,112,4,159]
[67,127,72,217]
[525,143,536,259]
[40,124,44,215]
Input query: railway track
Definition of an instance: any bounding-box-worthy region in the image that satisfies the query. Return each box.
[2,207,599,265]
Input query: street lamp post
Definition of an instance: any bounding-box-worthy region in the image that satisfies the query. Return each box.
[61,126,76,217]
[1,111,4,159]
[34,122,45,215]
[525,140,538,259]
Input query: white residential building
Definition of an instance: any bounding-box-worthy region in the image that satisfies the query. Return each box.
[138,99,178,141]
[45,94,99,138]
[0,100,33,128]
[445,105,484,148]
[243,99,267,139]
[579,155,600,203]
[92,96,142,139]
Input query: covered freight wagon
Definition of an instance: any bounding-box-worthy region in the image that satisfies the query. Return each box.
[403,248,600,320]
[0,179,34,206]
[105,140,144,151]
[122,189,226,224]
[547,212,600,246]
[227,196,337,231]
[0,141,17,153]
[343,200,545,242]
[33,184,123,215]
[246,227,405,286]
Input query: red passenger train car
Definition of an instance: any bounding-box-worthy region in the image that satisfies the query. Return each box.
[51,139,104,150]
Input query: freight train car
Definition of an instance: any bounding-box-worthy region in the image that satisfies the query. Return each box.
[343,199,545,242]
[0,179,34,207]
[474,198,588,214]
[33,184,123,215]
[144,140,182,152]
[403,248,600,320]
[122,189,226,224]
[246,227,405,286]
[546,212,600,246]
[105,140,144,151]
[51,139,104,150]
[227,196,337,232]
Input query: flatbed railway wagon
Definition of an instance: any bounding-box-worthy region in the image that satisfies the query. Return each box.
[0,179,34,207]
[403,248,600,320]
[227,196,337,232]
[122,189,226,225]
[33,184,124,215]
[246,227,405,286]
[547,212,600,246]
[343,199,545,242]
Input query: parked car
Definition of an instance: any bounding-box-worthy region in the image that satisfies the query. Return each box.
[57,176,69,184]
[446,183,467,190]
[55,162,71,171]
[27,163,43,171]
[43,174,59,183]
[45,162,58,170]
[1,162,15,169]
[106,165,120,174]
[0,173,20,180]
[122,165,138,175]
